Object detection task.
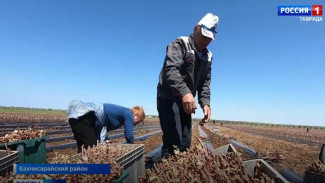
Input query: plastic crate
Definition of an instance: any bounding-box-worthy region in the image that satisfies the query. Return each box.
[305,171,325,183]
[0,136,48,164]
[243,159,289,183]
[211,144,237,155]
[111,171,129,183]
[115,144,145,183]
[0,150,19,176]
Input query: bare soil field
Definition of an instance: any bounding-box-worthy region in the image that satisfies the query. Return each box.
[223,124,325,147]
[206,123,322,176]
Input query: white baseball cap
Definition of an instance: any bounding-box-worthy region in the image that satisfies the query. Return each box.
[197,13,219,40]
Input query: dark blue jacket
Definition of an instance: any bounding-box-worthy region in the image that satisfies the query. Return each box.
[100,103,134,143]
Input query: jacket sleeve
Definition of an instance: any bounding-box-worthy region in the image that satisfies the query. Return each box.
[198,60,212,107]
[163,41,191,97]
[124,111,135,144]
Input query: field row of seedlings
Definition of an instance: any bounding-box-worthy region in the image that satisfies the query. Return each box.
[0,126,70,136]
[222,124,325,147]
[46,129,159,145]
[46,129,162,161]
[135,133,163,154]
[0,111,159,125]
[0,113,66,124]
[200,125,251,161]
[0,126,159,146]
[205,123,325,178]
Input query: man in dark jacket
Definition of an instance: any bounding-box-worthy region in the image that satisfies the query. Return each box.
[157,13,219,158]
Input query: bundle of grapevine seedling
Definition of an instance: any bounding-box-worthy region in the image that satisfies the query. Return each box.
[0,128,46,143]
[2,143,138,183]
[306,160,325,175]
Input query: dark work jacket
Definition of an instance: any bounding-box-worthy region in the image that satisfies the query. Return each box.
[157,34,212,107]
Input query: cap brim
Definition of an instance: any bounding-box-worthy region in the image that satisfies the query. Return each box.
[201,27,215,40]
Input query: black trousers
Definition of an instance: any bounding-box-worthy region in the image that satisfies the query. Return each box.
[157,97,192,158]
[69,112,98,153]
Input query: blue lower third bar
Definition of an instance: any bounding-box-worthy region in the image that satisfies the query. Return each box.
[14,179,66,183]
[15,164,110,174]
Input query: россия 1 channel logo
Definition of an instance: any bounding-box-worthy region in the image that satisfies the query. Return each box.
[278,5,323,22]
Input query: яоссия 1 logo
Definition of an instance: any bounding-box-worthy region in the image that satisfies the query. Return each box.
[278,5,323,22]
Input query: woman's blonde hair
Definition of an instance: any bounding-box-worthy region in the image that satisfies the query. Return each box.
[131,106,145,121]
